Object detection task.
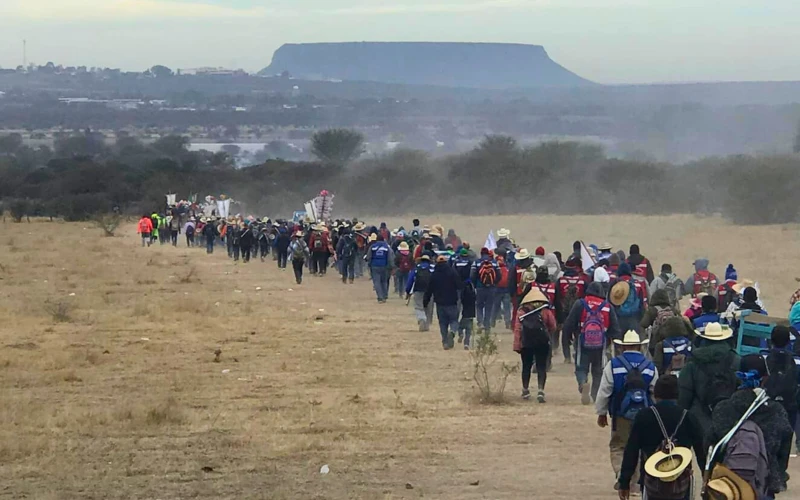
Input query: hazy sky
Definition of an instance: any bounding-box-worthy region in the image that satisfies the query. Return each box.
[0,0,798,84]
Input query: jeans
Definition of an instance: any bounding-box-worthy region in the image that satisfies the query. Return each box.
[395,271,410,297]
[312,252,328,275]
[520,344,550,391]
[141,234,151,247]
[413,292,434,326]
[277,249,288,269]
[355,250,366,277]
[232,245,240,261]
[492,290,512,327]
[171,230,179,246]
[242,246,251,263]
[575,344,605,401]
[292,258,305,283]
[206,237,214,254]
[460,318,474,347]
[476,287,495,331]
[341,257,355,282]
[436,305,460,347]
[371,267,390,301]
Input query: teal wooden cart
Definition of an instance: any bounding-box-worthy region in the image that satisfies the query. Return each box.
[733,309,788,356]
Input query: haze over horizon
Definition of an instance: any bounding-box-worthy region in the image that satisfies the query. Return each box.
[0,0,798,85]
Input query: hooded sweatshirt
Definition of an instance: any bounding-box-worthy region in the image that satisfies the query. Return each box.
[544,253,563,282]
[685,258,718,299]
[640,289,676,330]
[709,389,793,495]
[561,282,621,342]
[677,341,740,433]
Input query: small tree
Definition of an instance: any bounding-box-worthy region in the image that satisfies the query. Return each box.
[311,128,365,165]
[95,213,122,237]
[470,331,518,404]
[8,199,30,223]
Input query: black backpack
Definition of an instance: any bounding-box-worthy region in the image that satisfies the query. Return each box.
[765,350,799,411]
[520,308,549,348]
[700,354,739,414]
[413,265,432,292]
[340,234,356,259]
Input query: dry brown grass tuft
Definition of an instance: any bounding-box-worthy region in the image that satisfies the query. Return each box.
[43,298,74,322]
[145,397,185,426]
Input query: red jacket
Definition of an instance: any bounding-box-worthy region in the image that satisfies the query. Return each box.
[555,273,589,321]
[310,231,330,253]
[536,281,557,309]
[580,295,613,331]
[138,217,153,234]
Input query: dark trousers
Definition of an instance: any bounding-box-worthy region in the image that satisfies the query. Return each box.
[186,234,194,247]
[232,245,240,261]
[206,236,214,254]
[277,249,288,268]
[242,246,251,263]
[171,230,179,246]
[520,345,551,391]
[562,327,572,360]
[259,241,269,259]
[292,258,305,283]
[313,252,328,275]
[341,257,355,281]
[575,346,605,400]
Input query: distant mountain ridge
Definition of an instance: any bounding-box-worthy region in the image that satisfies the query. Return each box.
[260,42,592,89]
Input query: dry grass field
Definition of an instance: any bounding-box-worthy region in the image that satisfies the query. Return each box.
[0,214,798,499]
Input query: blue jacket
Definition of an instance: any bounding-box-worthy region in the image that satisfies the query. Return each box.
[368,241,392,268]
[470,257,501,289]
[423,262,464,307]
[610,351,656,417]
[406,261,434,295]
[692,312,720,333]
[452,256,473,282]
[662,337,692,374]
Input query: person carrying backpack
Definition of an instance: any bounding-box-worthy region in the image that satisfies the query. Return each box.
[367,234,394,303]
[288,231,310,284]
[470,248,500,335]
[764,326,799,478]
[513,288,557,403]
[595,330,658,492]
[641,289,679,349]
[653,316,696,376]
[678,323,740,435]
[394,242,413,299]
[626,244,655,285]
[717,264,738,313]
[563,282,621,405]
[459,280,477,349]
[618,375,707,500]
[406,255,435,332]
[336,228,358,284]
[610,263,648,337]
[685,258,719,300]
[556,256,590,363]
[649,263,684,310]
[708,354,794,498]
[491,255,513,331]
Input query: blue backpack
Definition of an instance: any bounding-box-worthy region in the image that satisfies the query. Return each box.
[662,337,692,375]
[618,281,641,317]
[617,356,653,421]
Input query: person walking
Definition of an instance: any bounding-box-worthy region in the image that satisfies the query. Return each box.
[471,248,500,334]
[336,228,358,284]
[239,223,255,263]
[513,288,557,403]
[258,223,270,262]
[609,263,648,337]
[459,280,476,349]
[184,218,196,247]
[626,244,654,285]
[137,214,153,247]
[595,330,657,493]
[492,255,513,330]
[563,282,621,405]
[556,256,590,363]
[406,255,435,331]
[288,231,310,284]
[394,241,413,298]
[200,217,217,254]
[649,263,684,310]
[367,234,393,303]
[169,214,181,247]
[275,227,290,270]
[423,255,463,350]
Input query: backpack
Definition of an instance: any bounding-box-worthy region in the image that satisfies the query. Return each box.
[340,234,356,259]
[398,253,413,273]
[663,337,692,375]
[764,351,799,411]
[664,276,681,309]
[693,270,717,297]
[413,265,432,292]
[478,261,497,287]
[521,308,550,347]
[581,300,608,350]
[700,354,738,413]
[651,306,676,336]
[291,241,307,260]
[616,356,653,421]
[561,277,581,318]
[618,281,641,317]
[313,234,323,250]
[643,408,693,499]
[721,420,769,496]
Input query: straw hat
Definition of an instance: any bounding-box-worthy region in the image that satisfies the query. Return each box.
[644,446,693,482]
[732,279,755,294]
[614,330,648,346]
[353,222,366,231]
[521,288,548,305]
[705,464,756,500]
[293,230,303,237]
[497,228,510,238]
[610,281,631,306]
[697,322,734,341]
[200,217,207,223]
[429,229,442,237]
[312,224,324,231]
[398,241,410,251]
[261,217,269,223]
[599,242,613,251]
[419,254,431,261]
[515,248,531,260]
[368,233,377,242]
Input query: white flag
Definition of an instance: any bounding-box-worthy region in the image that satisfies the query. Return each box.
[580,241,596,273]
[166,193,176,206]
[222,199,231,218]
[484,230,497,251]
[304,201,317,222]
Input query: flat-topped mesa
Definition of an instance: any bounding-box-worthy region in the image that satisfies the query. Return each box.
[260,42,592,89]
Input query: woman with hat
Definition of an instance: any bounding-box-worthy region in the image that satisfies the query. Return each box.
[513,288,557,402]
[618,374,707,500]
[393,241,413,298]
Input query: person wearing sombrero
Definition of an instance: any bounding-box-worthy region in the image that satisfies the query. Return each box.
[513,288,557,402]
[708,354,793,498]
[367,233,394,303]
[617,374,706,500]
[595,330,658,493]
[677,323,740,435]
[288,230,311,284]
[495,228,515,262]
[609,263,648,338]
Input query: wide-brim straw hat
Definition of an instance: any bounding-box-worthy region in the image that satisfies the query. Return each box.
[599,242,613,251]
[419,254,431,261]
[429,229,442,237]
[497,228,510,238]
[705,464,756,500]
[521,288,548,305]
[398,242,410,251]
[353,222,366,231]
[515,248,531,260]
[293,231,303,237]
[368,234,378,242]
[644,447,693,481]
[613,330,648,346]
[697,322,734,341]
[610,281,631,306]
[732,279,755,294]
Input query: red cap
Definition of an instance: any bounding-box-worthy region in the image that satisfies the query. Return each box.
[535,246,546,256]
[480,247,490,255]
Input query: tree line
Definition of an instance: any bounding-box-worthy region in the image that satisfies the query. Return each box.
[1,129,799,225]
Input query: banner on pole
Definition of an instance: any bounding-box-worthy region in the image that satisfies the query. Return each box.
[166,193,177,206]
[484,230,497,251]
[580,241,596,273]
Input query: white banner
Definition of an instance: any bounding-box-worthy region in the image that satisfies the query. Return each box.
[304,202,317,222]
[166,193,177,206]
[580,241,596,273]
[484,230,497,251]
[215,199,231,218]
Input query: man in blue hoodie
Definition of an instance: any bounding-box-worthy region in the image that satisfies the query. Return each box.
[367,234,394,303]
[471,248,501,334]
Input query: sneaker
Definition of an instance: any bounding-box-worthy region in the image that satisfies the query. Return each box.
[537,390,546,403]
[581,383,591,405]
[443,344,452,351]
[464,345,470,351]
[457,334,464,344]
[563,357,572,364]
[418,320,426,332]
[521,389,531,400]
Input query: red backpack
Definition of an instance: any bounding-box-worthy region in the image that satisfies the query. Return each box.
[478,261,497,287]
[693,270,718,297]
[497,266,510,288]
[398,252,413,273]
